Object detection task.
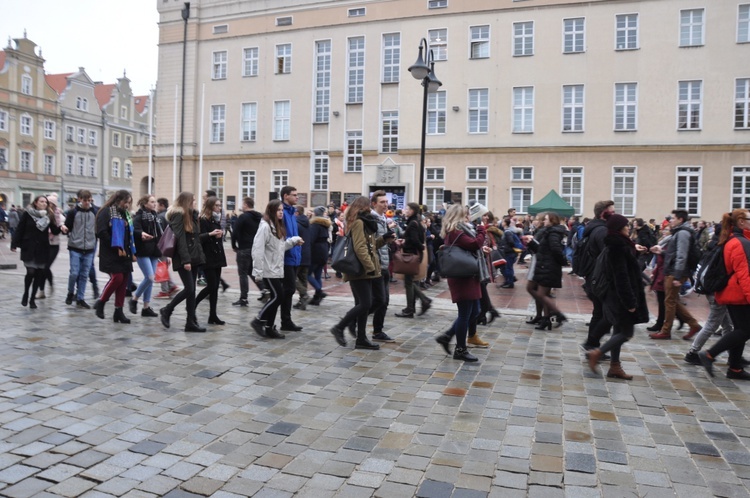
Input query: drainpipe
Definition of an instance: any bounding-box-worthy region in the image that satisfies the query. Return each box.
[179,2,190,193]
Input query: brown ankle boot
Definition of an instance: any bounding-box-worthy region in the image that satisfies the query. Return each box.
[587,349,602,373]
[606,361,633,380]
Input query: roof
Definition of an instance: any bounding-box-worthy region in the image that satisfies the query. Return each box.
[527,190,575,217]
[0,51,5,70]
[134,95,148,114]
[94,83,115,109]
[45,72,73,94]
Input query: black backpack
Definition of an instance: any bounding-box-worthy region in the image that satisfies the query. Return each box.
[694,237,750,295]
[572,225,603,278]
[588,246,611,300]
[685,231,703,275]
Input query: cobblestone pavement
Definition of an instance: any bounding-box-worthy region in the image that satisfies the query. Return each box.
[1,244,747,497]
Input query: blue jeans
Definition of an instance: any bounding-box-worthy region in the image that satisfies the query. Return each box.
[308,263,324,292]
[446,299,481,349]
[502,252,518,284]
[135,256,160,303]
[68,250,95,300]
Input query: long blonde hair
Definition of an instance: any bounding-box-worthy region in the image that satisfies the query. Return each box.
[174,191,195,232]
[441,204,466,237]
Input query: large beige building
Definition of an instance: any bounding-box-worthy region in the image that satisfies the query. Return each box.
[146,0,750,220]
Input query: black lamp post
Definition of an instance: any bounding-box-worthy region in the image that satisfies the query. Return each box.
[408,38,442,207]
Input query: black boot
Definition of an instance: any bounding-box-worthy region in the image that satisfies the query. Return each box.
[251,318,267,337]
[113,307,131,324]
[208,315,225,325]
[453,347,478,362]
[65,292,74,305]
[308,291,322,306]
[355,338,380,350]
[264,325,285,339]
[94,300,105,319]
[185,319,206,333]
[159,307,171,328]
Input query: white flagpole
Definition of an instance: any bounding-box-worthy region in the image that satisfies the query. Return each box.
[198,83,205,198]
[147,86,154,195]
[172,84,178,200]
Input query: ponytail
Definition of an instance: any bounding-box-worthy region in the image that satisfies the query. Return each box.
[718,209,748,246]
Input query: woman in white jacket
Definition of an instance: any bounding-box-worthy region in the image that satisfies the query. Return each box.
[251,199,303,339]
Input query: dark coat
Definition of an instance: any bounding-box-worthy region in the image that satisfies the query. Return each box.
[602,232,649,325]
[531,224,567,288]
[133,208,162,258]
[199,217,227,269]
[11,211,60,266]
[296,214,312,267]
[342,216,386,282]
[309,216,331,267]
[402,215,425,255]
[96,207,134,274]
[231,210,263,251]
[166,207,206,271]
[444,226,485,303]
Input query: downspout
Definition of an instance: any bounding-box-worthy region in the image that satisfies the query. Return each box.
[179,2,190,193]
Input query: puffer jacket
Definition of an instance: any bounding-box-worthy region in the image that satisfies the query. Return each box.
[252,220,302,280]
[715,228,750,306]
[602,232,649,326]
[663,222,695,279]
[166,206,206,270]
[309,216,332,267]
[529,224,567,288]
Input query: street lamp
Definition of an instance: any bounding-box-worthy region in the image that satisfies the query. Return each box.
[408,38,442,207]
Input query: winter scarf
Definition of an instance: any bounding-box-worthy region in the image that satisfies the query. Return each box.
[27,207,50,232]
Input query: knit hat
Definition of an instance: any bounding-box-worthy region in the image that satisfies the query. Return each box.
[46,193,58,206]
[606,213,629,232]
[467,199,489,223]
[314,206,326,217]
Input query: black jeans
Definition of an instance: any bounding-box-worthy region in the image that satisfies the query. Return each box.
[338,278,384,341]
[708,305,750,370]
[584,282,611,348]
[372,269,390,333]
[168,266,199,322]
[196,267,222,317]
[598,321,634,363]
[281,265,297,325]
[258,278,284,326]
[236,249,264,300]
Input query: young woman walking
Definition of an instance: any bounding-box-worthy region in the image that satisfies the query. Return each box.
[307,206,332,305]
[394,203,431,318]
[129,195,162,317]
[195,196,227,325]
[525,212,568,330]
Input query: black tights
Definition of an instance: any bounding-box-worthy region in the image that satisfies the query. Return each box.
[196,267,222,318]
[24,268,45,302]
[526,280,547,319]
[529,284,560,318]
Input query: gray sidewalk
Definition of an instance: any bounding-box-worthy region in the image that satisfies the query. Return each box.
[0,240,745,497]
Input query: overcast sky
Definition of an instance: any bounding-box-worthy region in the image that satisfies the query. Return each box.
[1,0,159,95]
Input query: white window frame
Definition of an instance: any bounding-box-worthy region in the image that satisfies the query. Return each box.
[348,7,366,17]
[21,75,32,95]
[20,114,32,136]
[510,187,532,214]
[241,102,258,142]
[426,167,445,181]
[20,151,33,172]
[678,80,702,131]
[347,37,365,104]
[680,8,705,47]
[271,170,289,194]
[615,13,639,50]
[562,84,584,132]
[467,166,488,182]
[209,171,225,201]
[44,154,55,175]
[276,16,292,27]
[560,167,583,216]
[124,135,133,149]
[468,88,489,134]
[676,166,702,216]
[563,17,585,54]
[736,78,750,129]
[0,109,7,131]
[77,127,86,144]
[382,33,400,84]
[614,82,638,131]
[346,130,363,173]
[612,166,637,217]
[428,0,448,8]
[273,100,291,141]
[120,106,128,119]
[124,161,132,180]
[511,166,534,182]
[88,158,97,177]
[212,50,228,80]
[466,187,488,206]
[739,4,750,43]
[240,170,256,200]
[513,21,534,57]
[0,147,7,170]
[314,40,331,123]
[211,104,226,143]
[276,44,292,74]
[732,166,750,209]
[428,28,448,61]
[112,159,120,178]
[113,132,121,148]
[66,125,74,142]
[89,130,97,146]
[380,111,399,153]
[427,90,446,135]
[513,86,534,133]
[44,120,55,140]
[312,151,329,191]
[77,156,85,176]
[243,47,259,77]
[425,188,445,213]
[470,25,490,59]
[66,155,74,175]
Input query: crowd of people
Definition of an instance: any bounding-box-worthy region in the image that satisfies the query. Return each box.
[8,188,750,379]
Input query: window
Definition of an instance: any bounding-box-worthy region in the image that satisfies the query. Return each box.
[272,170,288,194]
[44,155,54,175]
[120,106,128,119]
[678,80,702,130]
[740,4,750,43]
[21,75,32,95]
[212,24,228,34]
[347,37,365,104]
[315,40,331,123]
[76,97,89,111]
[467,167,488,181]
[616,13,639,50]
[66,125,74,142]
[513,87,534,133]
[313,151,329,190]
[614,82,638,131]
[470,25,490,59]
[88,158,97,177]
[112,159,120,178]
[0,148,6,170]
[349,7,365,17]
[66,155,74,175]
[560,167,583,215]
[124,161,132,179]
[20,151,32,172]
[77,156,85,176]
[513,21,534,56]
[563,18,585,53]
[562,85,584,132]
[735,78,750,129]
[44,120,55,140]
[510,187,532,214]
[426,167,445,181]
[468,88,489,133]
[732,166,750,208]
[0,110,7,131]
[113,132,121,147]
[428,29,448,61]
[381,111,399,153]
[209,172,224,200]
[276,44,292,74]
[346,131,363,172]
[243,47,259,77]
[382,33,400,83]
[211,104,226,142]
[276,16,292,26]
[680,9,704,47]
[89,130,97,146]
[512,166,533,181]
[77,128,86,144]
[426,188,445,213]
[213,51,228,79]
[240,170,256,200]
[273,101,290,141]
[676,166,701,216]
[428,0,447,8]
[20,115,32,135]
[241,102,257,141]
[613,166,636,216]
[125,135,132,149]
[467,187,487,206]
[427,91,446,134]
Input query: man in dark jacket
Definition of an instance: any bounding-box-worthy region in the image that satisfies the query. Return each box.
[280,186,303,331]
[231,197,265,307]
[293,206,312,310]
[64,190,97,308]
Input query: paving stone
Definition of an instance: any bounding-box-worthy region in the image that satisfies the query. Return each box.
[416,479,453,497]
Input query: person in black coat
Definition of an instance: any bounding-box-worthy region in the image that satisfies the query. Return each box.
[293,206,312,310]
[308,206,331,305]
[526,212,569,329]
[230,197,266,306]
[195,196,227,325]
[395,203,431,318]
[11,195,61,308]
[129,195,162,317]
[587,214,649,380]
[93,190,135,323]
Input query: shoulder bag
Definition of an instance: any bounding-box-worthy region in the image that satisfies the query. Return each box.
[331,234,363,276]
[392,243,422,275]
[438,233,480,278]
[157,225,175,258]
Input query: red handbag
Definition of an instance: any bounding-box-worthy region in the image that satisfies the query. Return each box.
[392,246,421,275]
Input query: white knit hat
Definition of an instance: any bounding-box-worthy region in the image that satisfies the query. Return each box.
[467,199,488,223]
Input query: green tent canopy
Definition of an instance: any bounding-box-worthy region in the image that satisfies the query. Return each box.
[527,190,575,217]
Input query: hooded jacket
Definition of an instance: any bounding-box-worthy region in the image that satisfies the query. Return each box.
[309,216,332,267]
[252,220,302,279]
[663,222,695,279]
[231,209,263,251]
[296,213,311,267]
[65,204,98,253]
[282,202,302,266]
[528,224,567,288]
[715,228,750,306]
[602,232,649,326]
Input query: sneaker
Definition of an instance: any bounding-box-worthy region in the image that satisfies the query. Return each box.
[280,322,303,332]
[197,278,207,287]
[684,351,702,365]
[467,335,489,348]
[36,291,46,300]
[330,325,346,347]
[65,293,74,305]
[76,300,91,309]
[129,299,138,315]
[141,307,158,317]
[683,325,701,341]
[168,285,180,296]
[372,332,395,342]
[727,369,750,380]
[233,299,249,307]
[698,351,715,378]
[155,291,171,299]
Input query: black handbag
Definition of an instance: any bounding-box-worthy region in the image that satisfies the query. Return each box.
[438,235,480,278]
[331,234,363,276]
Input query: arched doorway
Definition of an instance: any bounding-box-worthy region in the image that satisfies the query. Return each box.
[139,176,154,198]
